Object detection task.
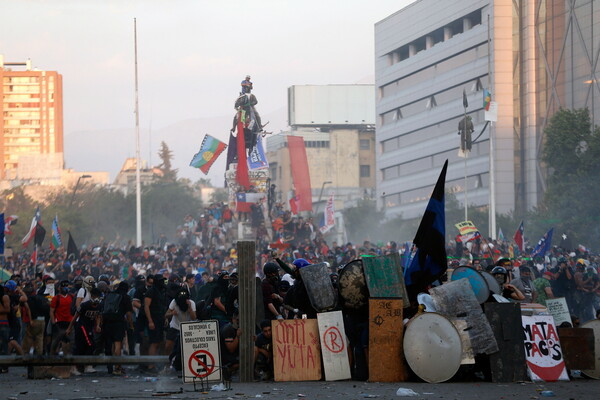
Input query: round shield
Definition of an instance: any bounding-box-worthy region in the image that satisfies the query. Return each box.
[338,259,368,310]
[450,266,490,304]
[481,270,501,295]
[582,319,600,379]
[403,313,463,383]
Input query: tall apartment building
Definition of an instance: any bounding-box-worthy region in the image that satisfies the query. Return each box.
[0,55,64,180]
[375,0,600,222]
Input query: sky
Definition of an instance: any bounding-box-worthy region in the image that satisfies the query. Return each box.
[0,0,416,182]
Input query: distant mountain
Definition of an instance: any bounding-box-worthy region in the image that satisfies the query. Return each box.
[64,107,287,186]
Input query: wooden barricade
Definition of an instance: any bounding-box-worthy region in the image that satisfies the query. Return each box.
[272,319,322,381]
[368,298,407,382]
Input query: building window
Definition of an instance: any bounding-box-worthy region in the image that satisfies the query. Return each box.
[360,139,370,150]
[360,165,371,178]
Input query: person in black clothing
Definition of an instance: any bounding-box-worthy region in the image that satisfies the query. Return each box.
[283,258,318,319]
[262,262,283,320]
[23,283,49,355]
[254,319,273,380]
[132,275,150,355]
[145,274,167,372]
[491,266,525,301]
[101,282,134,375]
[67,288,102,358]
[220,310,241,379]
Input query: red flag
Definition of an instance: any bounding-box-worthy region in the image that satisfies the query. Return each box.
[513,220,524,252]
[289,195,299,215]
[287,136,312,212]
[236,110,250,189]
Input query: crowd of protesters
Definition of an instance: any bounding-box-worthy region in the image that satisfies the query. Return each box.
[1,201,600,381]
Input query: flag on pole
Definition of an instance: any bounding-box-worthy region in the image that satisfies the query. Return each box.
[498,227,505,241]
[513,220,525,252]
[50,216,62,251]
[483,89,492,111]
[4,215,18,235]
[189,134,228,174]
[67,231,79,260]
[319,193,335,234]
[34,222,46,247]
[21,207,41,247]
[235,192,264,213]
[405,160,448,289]
[530,228,553,259]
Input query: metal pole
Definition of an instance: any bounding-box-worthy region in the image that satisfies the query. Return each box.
[134,18,142,247]
[488,13,497,240]
[464,107,468,221]
[316,181,332,216]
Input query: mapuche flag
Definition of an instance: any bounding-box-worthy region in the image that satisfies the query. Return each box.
[50,216,62,250]
[405,160,448,290]
[190,134,227,175]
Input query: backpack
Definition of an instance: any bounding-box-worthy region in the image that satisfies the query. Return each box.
[102,292,123,321]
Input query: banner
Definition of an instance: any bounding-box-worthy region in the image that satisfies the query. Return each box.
[319,193,335,234]
[455,220,478,235]
[545,298,572,328]
[248,137,269,170]
[522,315,569,382]
[189,134,227,174]
[287,136,312,212]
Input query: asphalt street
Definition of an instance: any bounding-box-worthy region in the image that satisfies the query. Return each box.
[1,367,599,400]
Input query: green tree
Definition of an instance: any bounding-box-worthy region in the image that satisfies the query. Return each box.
[342,198,385,244]
[157,141,178,182]
[540,108,600,244]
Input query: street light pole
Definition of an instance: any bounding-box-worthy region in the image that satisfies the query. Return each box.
[69,175,92,207]
[316,181,332,216]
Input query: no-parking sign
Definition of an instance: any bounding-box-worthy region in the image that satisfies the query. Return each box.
[180,320,222,383]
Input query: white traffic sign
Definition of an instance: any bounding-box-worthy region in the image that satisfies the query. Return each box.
[180,320,222,383]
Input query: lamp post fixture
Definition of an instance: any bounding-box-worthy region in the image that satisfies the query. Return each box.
[316,181,333,215]
[69,175,92,207]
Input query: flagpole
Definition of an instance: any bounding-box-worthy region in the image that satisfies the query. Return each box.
[134,18,142,247]
[488,13,497,240]
[463,105,468,221]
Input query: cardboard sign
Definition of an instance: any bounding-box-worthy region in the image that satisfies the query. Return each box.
[362,253,407,300]
[272,319,322,381]
[455,220,478,235]
[317,311,351,381]
[522,315,569,382]
[368,298,407,382]
[545,297,572,327]
[180,320,222,384]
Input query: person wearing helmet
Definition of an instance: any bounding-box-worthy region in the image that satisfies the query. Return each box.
[262,262,283,320]
[283,258,318,318]
[241,75,253,94]
[491,266,524,301]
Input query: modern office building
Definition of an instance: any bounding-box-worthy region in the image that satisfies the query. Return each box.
[375,0,600,223]
[0,55,64,180]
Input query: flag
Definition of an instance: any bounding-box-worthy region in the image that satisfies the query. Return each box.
[248,138,269,170]
[34,222,46,247]
[455,220,477,235]
[319,193,335,234]
[483,89,492,111]
[513,220,524,252]
[190,134,227,174]
[51,216,62,251]
[0,213,4,255]
[67,231,79,260]
[288,136,313,212]
[21,207,41,247]
[530,228,553,258]
[236,110,251,189]
[463,89,468,108]
[235,192,264,213]
[405,160,448,289]
[4,215,18,235]
[402,241,412,269]
[457,231,482,243]
[498,227,505,241]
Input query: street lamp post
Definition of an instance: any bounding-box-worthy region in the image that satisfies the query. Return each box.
[316,181,333,216]
[69,175,92,207]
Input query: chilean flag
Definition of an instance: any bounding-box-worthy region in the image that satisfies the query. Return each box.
[21,207,41,248]
[235,192,263,213]
[513,220,525,252]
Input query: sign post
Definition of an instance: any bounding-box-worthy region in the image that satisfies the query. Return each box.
[180,320,222,384]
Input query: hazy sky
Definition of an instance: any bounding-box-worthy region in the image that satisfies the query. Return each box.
[1,0,415,180]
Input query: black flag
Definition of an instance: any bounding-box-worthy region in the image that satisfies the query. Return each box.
[462,89,468,108]
[34,222,46,246]
[67,231,79,260]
